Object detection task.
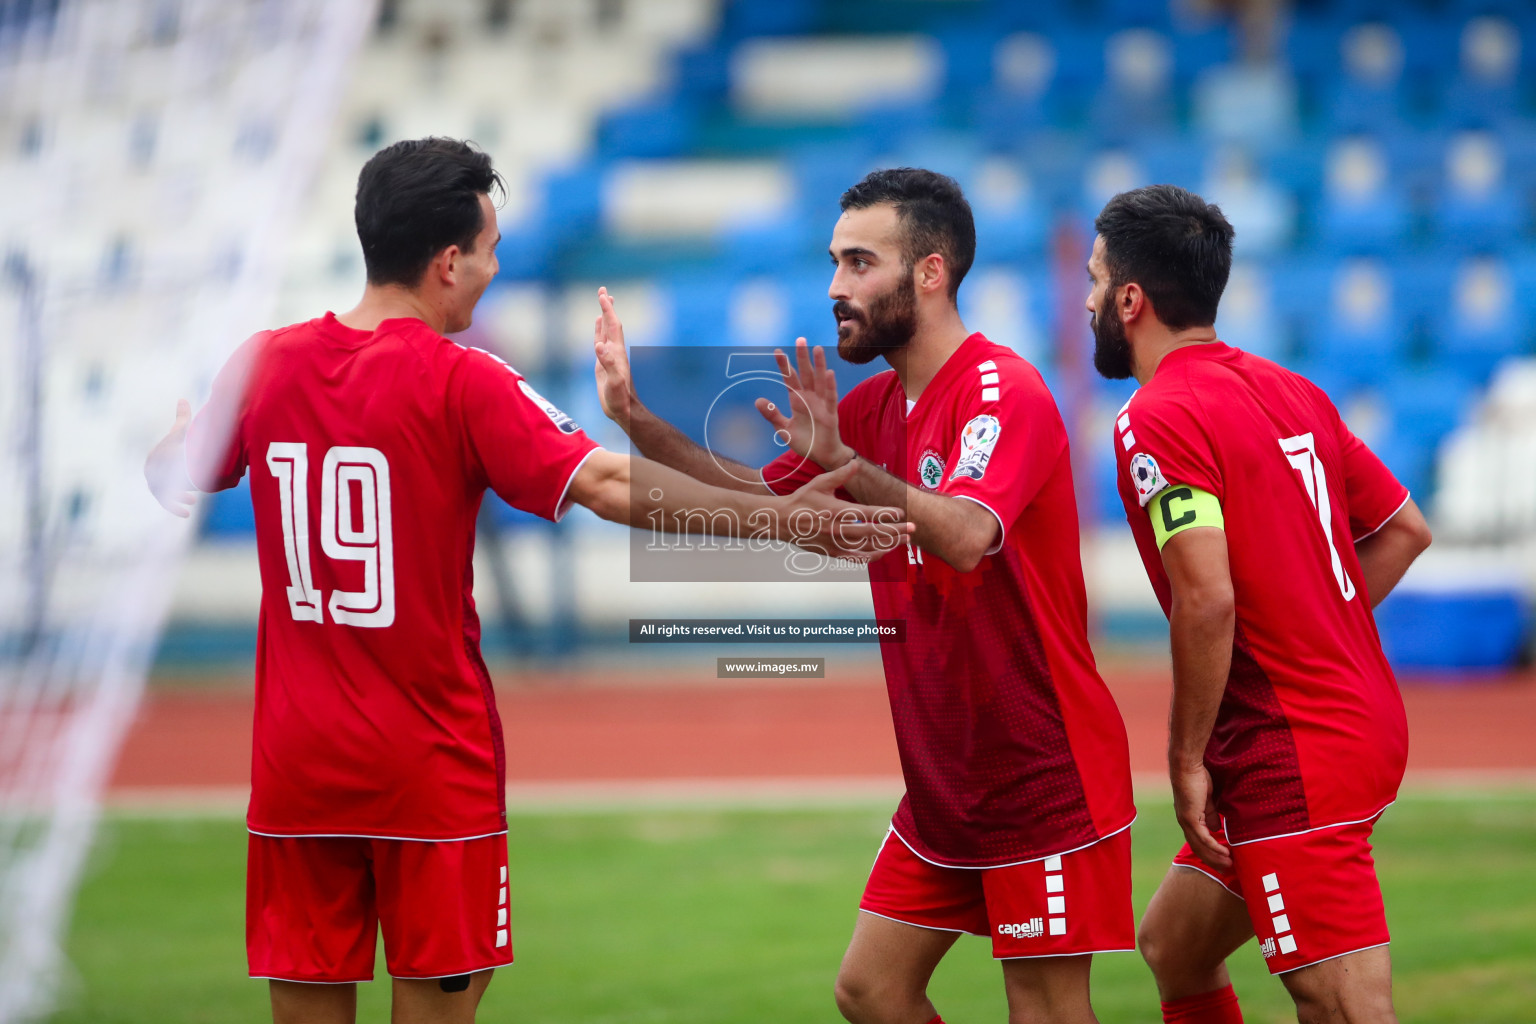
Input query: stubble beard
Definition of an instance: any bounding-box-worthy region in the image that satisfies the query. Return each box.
[835,274,917,366]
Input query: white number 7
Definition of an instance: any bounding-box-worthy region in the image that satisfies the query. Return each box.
[266,442,396,628]
[1278,432,1356,602]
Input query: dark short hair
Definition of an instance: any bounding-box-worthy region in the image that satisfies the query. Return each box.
[355,137,505,287]
[840,167,976,302]
[1093,184,1234,330]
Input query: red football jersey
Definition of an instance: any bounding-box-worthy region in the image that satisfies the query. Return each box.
[764,333,1135,867]
[1113,342,1411,844]
[186,313,600,840]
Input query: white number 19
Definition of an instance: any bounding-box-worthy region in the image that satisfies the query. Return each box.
[266,442,395,628]
[1278,432,1356,602]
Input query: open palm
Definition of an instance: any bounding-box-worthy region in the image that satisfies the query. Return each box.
[755,338,850,471]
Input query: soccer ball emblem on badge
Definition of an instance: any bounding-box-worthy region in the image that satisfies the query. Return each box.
[1129,452,1167,506]
[950,414,1001,481]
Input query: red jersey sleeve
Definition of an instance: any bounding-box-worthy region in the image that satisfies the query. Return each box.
[937,361,1064,547]
[1334,412,1410,541]
[455,349,601,521]
[1114,386,1223,508]
[186,331,268,492]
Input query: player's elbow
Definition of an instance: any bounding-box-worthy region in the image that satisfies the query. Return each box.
[568,451,631,525]
[1401,507,1433,556]
[939,507,1001,573]
[1172,579,1235,630]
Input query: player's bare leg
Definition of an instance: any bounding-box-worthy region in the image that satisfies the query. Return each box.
[269,980,357,1024]
[389,970,495,1024]
[835,911,960,1024]
[389,969,495,1024]
[1138,866,1252,1000]
[1000,953,1097,1024]
[1279,947,1396,1024]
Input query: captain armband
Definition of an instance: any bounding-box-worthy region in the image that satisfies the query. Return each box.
[1149,485,1224,550]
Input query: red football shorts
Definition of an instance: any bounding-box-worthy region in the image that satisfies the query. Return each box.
[859,828,1135,959]
[1171,813,1390,974]
[247,832,514,982]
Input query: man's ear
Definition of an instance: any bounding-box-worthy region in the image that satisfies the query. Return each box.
[1120,281,1147,324]
[915,253,946,296]
[436,245,461,287]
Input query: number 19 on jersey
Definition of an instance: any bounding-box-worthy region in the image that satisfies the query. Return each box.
[266,442,396,627]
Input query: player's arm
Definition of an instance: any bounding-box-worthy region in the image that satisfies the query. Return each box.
[814,455,999,573]
[755,337,998,572]
[1354,498,1432,609]
[566,448,909,559]
[1153,485,1235,872]
[593,288,772,495]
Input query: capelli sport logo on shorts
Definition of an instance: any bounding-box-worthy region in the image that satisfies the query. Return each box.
[998,918,1044,939]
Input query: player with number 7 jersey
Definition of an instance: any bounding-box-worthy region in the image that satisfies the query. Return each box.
[1113,345,1412,848]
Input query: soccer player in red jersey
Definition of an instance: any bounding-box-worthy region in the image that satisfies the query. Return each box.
[593,168,1136,1024]
[144,138,903,1024]
[1085,184,1433,1024]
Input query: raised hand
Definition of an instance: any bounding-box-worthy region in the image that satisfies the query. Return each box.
[144,398,198,518]
[593,286,637,430]
[755,337,855,472]
[1171,762,1232,872]
[778,459,909,562]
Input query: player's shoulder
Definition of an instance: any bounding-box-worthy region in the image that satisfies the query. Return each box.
[956,333,1054,402]
[842,366,900,409]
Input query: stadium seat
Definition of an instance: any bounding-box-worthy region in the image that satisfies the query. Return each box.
[1216,262,1286,361]
[1431,255,1533,376]
[1440,16,1526,125]
[1323,22,1412,134]
[1191,62,1300,152]
[1383,367,1478,449]
[1202,147,1296,256]
[1309,258,1409,386]
[1089,28,1176,144]
[1431,131,1529,248]
[1316,135,1412,252]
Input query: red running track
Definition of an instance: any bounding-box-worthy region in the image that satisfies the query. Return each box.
[108,669,1536,794]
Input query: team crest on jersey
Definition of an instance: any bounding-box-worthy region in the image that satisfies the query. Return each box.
[918,449,945,490]
[1129,452,1168,506]
[950,415,1001,481]
[517,379,580,434]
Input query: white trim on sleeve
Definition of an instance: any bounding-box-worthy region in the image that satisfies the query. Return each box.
[550,446,602,522]
[1352,492,1411,543]
[952,495,1007,556]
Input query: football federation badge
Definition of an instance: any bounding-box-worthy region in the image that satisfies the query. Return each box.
[518,379,580,434]
[1129,452,1168,506]
[950,414,1001,481]
[918,450,944,490]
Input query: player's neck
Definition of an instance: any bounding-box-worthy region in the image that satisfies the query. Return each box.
[1132,326,1220,385]
[337,284,445,335]
[886,308,970,401]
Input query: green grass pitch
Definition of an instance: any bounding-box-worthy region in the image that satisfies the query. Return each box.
[53,793,1536,1023]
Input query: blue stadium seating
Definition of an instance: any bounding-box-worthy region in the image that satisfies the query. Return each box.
[458,0,1536,539]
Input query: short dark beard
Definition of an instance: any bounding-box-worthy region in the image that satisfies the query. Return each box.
[834,272,917,365]
[1091,296,1134,380]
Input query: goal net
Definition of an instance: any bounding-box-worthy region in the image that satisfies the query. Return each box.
[0,1,373,1018]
